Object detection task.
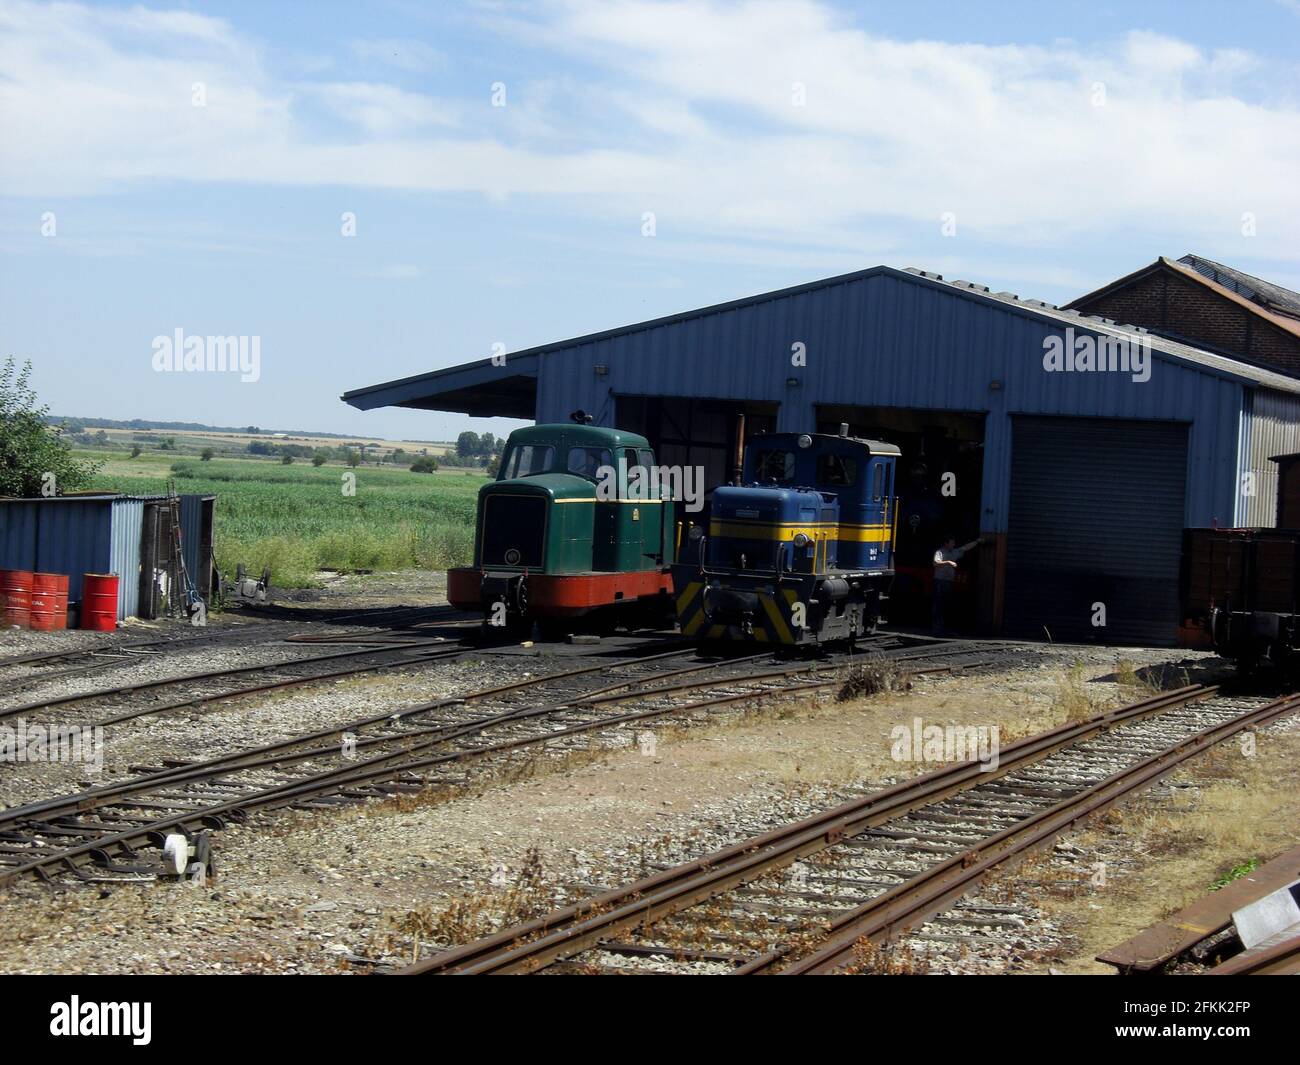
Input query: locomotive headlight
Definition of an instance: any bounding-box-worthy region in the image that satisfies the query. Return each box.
[793,532,810,548]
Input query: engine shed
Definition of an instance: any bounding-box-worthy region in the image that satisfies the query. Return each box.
[344,263,1300,646]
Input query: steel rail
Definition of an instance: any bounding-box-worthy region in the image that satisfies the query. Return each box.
[400,684,1218,974]
[1205,933,1300,976]
[0,640,465,722]
[0,644,705,830]
[0,643,984,886]
[780,689,1300,974]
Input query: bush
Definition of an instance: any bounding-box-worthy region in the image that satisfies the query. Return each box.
[281,454,294,465]
[837,659,909,701]
[409,456,438,473]
[201,448,215,461]
[311,454,327,467]
[0,357,100,496]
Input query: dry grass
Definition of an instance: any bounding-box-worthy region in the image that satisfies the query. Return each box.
[1018,720,1300,972]
[841,937,925,975]
[837,658,910,701]
[1053,663,1097,724]
[381,846,556,962]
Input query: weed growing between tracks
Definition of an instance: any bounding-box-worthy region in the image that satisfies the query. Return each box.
[381,846,556,963]
[837,659,910,701]
[842,938,925,975]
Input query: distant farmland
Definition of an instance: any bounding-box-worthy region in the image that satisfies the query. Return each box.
[79,448,489,587]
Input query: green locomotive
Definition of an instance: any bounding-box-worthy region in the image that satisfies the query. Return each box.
[448,422,677,637]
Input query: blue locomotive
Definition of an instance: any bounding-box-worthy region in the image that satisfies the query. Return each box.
[671,427,899,645]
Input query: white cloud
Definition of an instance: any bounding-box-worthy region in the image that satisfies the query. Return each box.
[0,0,1296,259]
[305,82,460,135]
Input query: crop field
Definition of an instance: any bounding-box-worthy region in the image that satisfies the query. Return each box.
[77,449,489,587]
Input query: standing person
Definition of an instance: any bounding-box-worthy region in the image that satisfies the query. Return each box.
[932,534,981,636]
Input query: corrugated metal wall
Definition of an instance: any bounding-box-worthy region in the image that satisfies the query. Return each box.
[109,498,144,619]
[534,271,1250,532]
[1239,388,1300,526]
[0,496,152,619]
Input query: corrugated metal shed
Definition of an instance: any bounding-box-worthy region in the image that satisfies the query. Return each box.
[1240,389,1300,526]
[343,261,1300,642]
[0,493,209,620]
[518,269,1262,530]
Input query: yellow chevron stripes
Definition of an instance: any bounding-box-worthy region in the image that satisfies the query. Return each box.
[759,592,795,644]
[673,578,801,646]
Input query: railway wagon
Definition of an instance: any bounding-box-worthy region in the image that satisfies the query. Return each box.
[672,428,899,645]
[1183,526,1300,674]
[448,422,676,637]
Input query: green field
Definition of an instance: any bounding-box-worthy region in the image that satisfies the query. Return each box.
[78,449,489,588]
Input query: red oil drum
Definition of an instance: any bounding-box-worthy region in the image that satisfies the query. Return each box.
[31,572,70,631]
[80,573,120,631]
[0,568,34,629]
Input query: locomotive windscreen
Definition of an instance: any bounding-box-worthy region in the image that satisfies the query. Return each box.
[480,494,547,568]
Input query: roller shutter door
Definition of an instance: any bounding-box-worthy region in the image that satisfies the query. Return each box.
[1004,416,1188,646]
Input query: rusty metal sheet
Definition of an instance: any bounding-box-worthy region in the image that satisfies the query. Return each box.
[1096,844,1300,972]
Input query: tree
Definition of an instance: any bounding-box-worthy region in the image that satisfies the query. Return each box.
[201,448,215,461]
[311,453,327,467]
[456,431,480,461]
[345,450,361,467]
[478,432,496,457]
[281,453,294,465]
[130,444,142,458]
[410,456,438,473]
[0,357,100,496]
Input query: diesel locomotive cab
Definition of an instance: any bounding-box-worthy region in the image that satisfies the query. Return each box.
[448,424,676,637]
[672,430,899,645]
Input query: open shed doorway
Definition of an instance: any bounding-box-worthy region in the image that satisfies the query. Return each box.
[615,396,778,490]
[817,405,986,632]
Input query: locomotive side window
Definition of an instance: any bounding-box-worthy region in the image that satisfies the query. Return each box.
[817,454,856,487]
[627,447,658,500]
[871,462,884,500]
[754,449,796,484]
[500,444,554,480]
[566,446,613,482]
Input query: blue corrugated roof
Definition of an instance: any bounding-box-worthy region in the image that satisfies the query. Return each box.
[342,263,1300,414]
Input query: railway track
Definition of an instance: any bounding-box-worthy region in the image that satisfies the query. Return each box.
[399,684,1300,975]
[0,603,466,691]
[0,638,472,731]
[0,635,997,886]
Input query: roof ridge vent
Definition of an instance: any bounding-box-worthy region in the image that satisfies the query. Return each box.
[904,267,944,281]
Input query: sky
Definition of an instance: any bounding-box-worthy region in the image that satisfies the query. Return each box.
[1,0,1298,442]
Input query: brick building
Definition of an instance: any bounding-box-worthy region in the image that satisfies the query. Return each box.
[1065,254,1300,377]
